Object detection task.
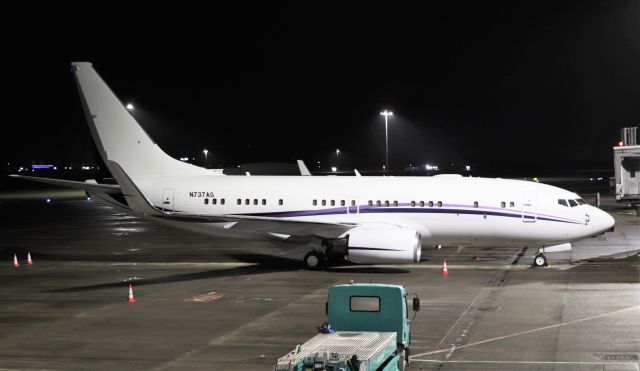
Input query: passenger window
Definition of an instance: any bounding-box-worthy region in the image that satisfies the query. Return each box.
[330,200,335,206]
[558,199,568,207]
[340,200,345,206]
[221,199,225,205]
[501,201,506,208]
[437,201,443,207]
[237,198,241,205]
[262,199,266,205]
[568,199,578,207]
[245,199,250,205]
[253,199,258,205]
[212,198,217,205]
[204,198,209,205]
[428,201,433,207]
[368,200,373,207]
[393,200,398,207]
[419,201,425,207]
[376,200,381,207]
[384,200,390,207]
[322,200,326,206]
[279,199,283,205]
[313,200,317,206]
[351,200,356,206]
[411,201,416,207]
[510,201,515,208]
[473,201,478,208]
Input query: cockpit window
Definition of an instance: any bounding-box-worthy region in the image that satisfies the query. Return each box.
[568,199,578,207]
[576,198,586,205]
[558,199,568,207]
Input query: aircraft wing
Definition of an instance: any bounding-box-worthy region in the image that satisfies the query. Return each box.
[8,175,120,193]
[221,216,355,239]
[9,173,355,239]
[156,212,355,239]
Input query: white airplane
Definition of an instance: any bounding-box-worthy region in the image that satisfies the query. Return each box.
[11,62,615,269]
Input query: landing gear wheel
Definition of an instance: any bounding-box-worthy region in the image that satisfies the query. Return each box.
[304,251,324,270]
[533,253,547,267]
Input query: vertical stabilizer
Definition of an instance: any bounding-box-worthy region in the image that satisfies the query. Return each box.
[71,62,210,183]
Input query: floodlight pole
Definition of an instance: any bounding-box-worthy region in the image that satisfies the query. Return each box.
[380,110,393,173]
[203,149,208,168]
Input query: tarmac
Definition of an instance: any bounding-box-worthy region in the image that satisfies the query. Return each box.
[0,190,638,370]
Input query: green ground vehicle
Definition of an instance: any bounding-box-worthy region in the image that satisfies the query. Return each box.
[275,283,420,371]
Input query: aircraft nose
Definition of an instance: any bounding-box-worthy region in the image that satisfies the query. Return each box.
[592,207,615,233]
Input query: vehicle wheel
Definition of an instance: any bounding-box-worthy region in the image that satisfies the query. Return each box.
[405,346,411,366]
[397,348,406,371]
[304,251,324,270]
[533,253,547,267]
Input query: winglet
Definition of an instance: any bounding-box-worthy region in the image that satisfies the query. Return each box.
[354,169,362,177]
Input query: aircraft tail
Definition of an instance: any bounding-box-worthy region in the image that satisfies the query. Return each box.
[70,62,210,183]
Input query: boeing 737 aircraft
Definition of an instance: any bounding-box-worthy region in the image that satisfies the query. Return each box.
[11,62,615,269]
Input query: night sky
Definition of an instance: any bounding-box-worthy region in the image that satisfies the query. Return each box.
[4,2,639,175]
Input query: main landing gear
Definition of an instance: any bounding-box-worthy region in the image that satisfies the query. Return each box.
[303,251,325,270]
[303,239,347,270]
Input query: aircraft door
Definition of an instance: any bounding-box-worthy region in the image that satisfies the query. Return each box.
[162,188,175,212]
[522,191,537,223]
[346,198,359,214]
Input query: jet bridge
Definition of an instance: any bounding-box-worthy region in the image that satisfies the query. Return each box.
[614,127,640,216]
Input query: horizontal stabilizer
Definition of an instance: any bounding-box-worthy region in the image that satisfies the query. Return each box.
[9,175,120,193]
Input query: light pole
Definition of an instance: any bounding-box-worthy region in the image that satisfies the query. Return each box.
[203,149,208,168]
[336,149,340,169]
[379,110,393,172]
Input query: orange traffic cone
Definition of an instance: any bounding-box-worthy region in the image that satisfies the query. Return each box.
[13,254,19,268]
[441,259,449,275]
[27,252,33,265]
[127,284,136,303]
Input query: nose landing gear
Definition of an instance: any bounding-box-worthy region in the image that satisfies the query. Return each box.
[533,253,548,267]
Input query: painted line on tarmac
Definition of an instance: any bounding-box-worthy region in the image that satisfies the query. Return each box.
[411,304,640,358]
[56,261,257,268]
[347,263,570,270]
[411,359,639,366]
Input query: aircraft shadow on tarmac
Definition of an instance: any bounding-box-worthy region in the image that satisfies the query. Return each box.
[46,253,408,293]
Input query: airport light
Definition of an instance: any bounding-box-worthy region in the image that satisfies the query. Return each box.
[203,149,209,168]
[379,110,393,172]
[336,149,340,168]
[126,103,134,110]
[331,167,337,172]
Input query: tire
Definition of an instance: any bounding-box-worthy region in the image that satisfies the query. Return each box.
[304,251,324,270]
[533,253,547,267]
[397,346,407,371]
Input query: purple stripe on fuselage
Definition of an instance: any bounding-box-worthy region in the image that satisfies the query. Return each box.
[242,206,583,224]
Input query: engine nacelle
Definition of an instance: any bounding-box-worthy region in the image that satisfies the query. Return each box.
[346,225,422,264]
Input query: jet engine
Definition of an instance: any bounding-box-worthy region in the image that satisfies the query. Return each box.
[345,225,421,264]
